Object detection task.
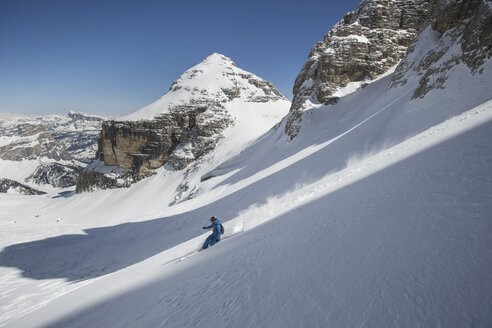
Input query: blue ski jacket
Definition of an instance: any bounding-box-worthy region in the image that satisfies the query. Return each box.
[203,219,221,239]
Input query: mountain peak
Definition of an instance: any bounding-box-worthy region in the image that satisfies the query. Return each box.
[121,54,286,121]
[201,53,236,67]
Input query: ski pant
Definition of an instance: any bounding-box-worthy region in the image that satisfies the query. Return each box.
[202,233,220,249]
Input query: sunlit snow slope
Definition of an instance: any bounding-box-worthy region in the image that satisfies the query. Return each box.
[1,29,492,328]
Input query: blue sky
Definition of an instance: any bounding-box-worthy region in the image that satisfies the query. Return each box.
[0,0,362,116]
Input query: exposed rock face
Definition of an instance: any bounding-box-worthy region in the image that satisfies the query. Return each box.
[98,102,232,174]
[286,0,490,140]
[391,0,492,98]
[292,0,431,112]
[76,53,289,193]
[75,170,120,193]
[0,124,72,161]
[286,0,432,139]
[26,162,81,188]
[0,178,46,195]
[0,121,88,189]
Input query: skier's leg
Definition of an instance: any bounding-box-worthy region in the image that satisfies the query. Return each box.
[210,233,219,246]
[202,235,213,249]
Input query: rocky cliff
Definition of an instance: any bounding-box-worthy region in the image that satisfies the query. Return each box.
[291,0,431,113]
[286,0,432,139]
[286,0,490,140]
[390,0,492,98]
[76,53,290,193]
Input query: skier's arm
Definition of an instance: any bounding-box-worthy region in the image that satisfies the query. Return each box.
[203,224,213,229]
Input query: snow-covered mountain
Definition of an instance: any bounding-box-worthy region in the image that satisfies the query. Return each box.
[0,0,491,327]
[0,111,105,192]
[77,53,290,193]
[121,53,287,121]
[0,111,105,163]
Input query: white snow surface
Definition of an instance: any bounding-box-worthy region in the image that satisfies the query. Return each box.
[0,48,492,327]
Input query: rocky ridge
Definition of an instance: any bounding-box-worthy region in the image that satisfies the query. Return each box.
[292,0,431,111]
[390,0,492,98]
[0,178,46,195]
[76,53,289,193]
[286,0,491,140]
[286,0,432,139]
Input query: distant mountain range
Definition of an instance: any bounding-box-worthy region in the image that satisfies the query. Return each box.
[0,111,105,193]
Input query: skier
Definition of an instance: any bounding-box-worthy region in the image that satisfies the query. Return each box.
[202,216,221,249]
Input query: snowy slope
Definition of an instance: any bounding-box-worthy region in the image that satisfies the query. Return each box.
[1,97,491,327]
[0,18,492,328]
[0,62,491,326]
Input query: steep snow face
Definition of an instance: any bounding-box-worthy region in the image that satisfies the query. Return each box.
[0,85,491,327]
[121,53,288,121]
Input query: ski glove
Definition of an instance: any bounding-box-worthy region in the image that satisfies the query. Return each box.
[202,227,206,229]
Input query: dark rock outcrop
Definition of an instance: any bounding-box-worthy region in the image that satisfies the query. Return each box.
[391,0,492,98]
[75,170,120,193]
[26,163,81,188]
[0,178,46,195]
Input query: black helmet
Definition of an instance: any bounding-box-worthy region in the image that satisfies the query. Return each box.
[210,216,217,222]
